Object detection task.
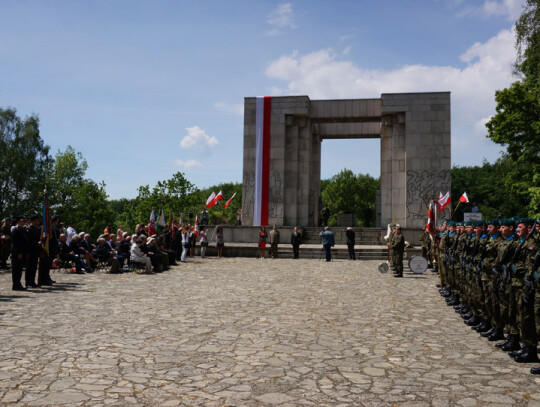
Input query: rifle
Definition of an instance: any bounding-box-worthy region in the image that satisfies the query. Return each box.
[522,253,540,304]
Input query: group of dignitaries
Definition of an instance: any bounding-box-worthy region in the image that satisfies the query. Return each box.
[424,217,540,374]
[1,214,183,291]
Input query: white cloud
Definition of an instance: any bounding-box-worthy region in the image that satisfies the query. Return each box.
[180,126,218,149]
[265,28,516,164]
[267,3,297,35]
[174,159,203,169]
[457,0,525,20]
[342,46,352,55]
[214,102,244,115]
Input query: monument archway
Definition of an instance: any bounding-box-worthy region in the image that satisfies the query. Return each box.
[241,93,451,229]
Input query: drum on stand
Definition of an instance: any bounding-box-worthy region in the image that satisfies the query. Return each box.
[408,255,428,274]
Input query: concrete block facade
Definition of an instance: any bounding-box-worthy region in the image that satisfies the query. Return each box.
[242,93,451,228]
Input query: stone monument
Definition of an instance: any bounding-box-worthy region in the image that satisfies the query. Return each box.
[241,93,451,229]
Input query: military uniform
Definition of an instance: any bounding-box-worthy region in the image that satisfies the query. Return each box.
[391,227,405,277]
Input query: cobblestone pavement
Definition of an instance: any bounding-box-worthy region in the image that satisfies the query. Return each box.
[2,258,540,406]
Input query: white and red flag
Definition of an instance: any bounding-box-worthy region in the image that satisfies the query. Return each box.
[206,191,216,209]
[224,192,237,209]
[212,190,223,206]
[437,191,451,211]
[253,96,272,226]
[459,192,469,203]
[427,201,437,234]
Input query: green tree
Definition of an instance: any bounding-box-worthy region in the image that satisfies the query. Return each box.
[486,0,540,217]
[45,146,114,238]
[321,169,379,227]
[0,107,50,217]
[451,156,529,220]
[120,172,199,231]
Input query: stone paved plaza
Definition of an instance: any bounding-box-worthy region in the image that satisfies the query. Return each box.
[2,258,540,406]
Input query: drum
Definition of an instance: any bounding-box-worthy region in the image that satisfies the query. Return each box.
[408,255,428,274]
[378,262,389,273]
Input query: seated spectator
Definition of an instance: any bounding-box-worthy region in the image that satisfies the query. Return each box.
[58,233,91,274]
[70,234,95,272]
[147,236,169,270]
[158,235,176,266]
[94,237,121,273]
[130,237,153,274]
[139,235,163,272]
[116,235,132,265]
[116,225,124,241]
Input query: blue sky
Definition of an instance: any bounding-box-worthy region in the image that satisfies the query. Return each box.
[0,0,523,199]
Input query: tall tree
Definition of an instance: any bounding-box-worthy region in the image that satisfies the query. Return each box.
[45,146,114,238]
[486,0,540,216]
[0,108,50,217]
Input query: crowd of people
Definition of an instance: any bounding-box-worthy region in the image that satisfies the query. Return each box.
[423,217,540,374]
[0,214,223,291]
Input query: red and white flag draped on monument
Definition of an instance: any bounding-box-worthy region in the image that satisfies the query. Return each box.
[427,200,437,234]
[253,96,272,226]
[437,191,451,211]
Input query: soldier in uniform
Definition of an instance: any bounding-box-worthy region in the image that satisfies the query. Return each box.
[391,225,405,278]
[25,215,41,288]
[269,225,280,259]
[479,219,505,341]
[494,219,520,352]
[420,226,432,268]
[509,218,539,363]
[11,215,28,290]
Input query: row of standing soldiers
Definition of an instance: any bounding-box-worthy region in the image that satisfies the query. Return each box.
[426,218,540,374]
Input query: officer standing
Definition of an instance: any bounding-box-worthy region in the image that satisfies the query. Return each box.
[269,225,280,258]
[392,225,405,278]
[11,215,28,290]
[25,215,41,288]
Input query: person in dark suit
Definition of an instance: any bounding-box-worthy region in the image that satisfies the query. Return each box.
[38,215,59,286]
[25,215,41,287]
[291,226,302,259]
[11,215,28,290]
[345,227,356,260]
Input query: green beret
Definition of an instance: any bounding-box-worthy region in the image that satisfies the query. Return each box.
[517,217,534,226]
[488,219,500,227]
[500,218,515,227]
[465,220,474,226]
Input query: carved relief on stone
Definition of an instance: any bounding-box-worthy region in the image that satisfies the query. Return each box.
[406,170,451,220]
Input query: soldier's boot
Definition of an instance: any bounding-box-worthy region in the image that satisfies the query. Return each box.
[488,328,505,342]
[473,320,489,332]
[501,335,521,352]
[481,326,496,337]
[509,348,524,358]
[513,346,539,363]
[530,366,540,374]
[447,296,460,306]
[466,315,481,326]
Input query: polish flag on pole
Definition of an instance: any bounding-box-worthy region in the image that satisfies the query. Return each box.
[212,190,223,206]
[206,192,216,208]
[224,192,237,208]
[427,201,437,234]
[437,191,451,211]
[459,192,469,203]
[253,96,272,226]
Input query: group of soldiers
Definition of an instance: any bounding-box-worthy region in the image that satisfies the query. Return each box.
[422,217,540,374]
